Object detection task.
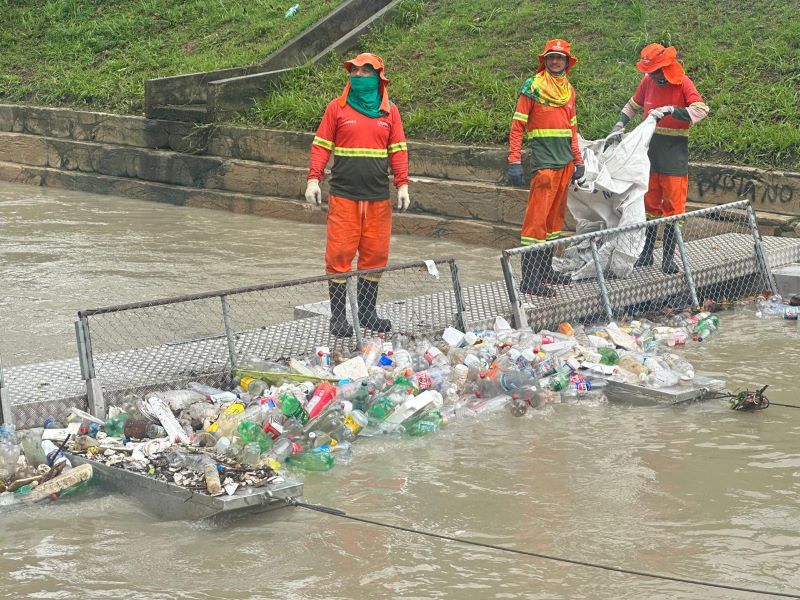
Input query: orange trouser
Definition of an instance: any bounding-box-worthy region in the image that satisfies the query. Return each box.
[520,164,574,245]
[325,195,392,282]
[644,172,688,219]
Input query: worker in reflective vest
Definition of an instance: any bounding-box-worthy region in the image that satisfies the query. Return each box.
[608,43,709,273]
[305,53,410,338]
[507,39,585,297]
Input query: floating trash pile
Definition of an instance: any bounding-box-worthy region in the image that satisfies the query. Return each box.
[6,310,725,502]
[755,294,799,321]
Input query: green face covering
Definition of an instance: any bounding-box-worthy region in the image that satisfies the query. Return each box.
[346,74,383,118]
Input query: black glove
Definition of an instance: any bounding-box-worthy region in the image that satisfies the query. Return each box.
[572,163,586,185]
[507,163,525,187]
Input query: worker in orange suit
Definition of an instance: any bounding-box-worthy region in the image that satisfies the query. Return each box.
[305,53,410,338]
[608,43,709,273]
[507,39,585,297]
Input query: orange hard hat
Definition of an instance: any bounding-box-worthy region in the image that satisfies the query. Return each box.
[338,52,391,113]
[636,43,685,84]
[537,38,578,74]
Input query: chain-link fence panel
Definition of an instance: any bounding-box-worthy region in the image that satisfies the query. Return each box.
[77,259,465,411]
[502,201,799,331]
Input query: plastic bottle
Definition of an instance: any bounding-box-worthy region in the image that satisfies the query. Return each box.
[361,339,382,368]
[286,450,335,471]
[188,382,237,404]
[266,437,295,463]
[643,356,680,388]
[203,462,222,494]
[423,343,451,368]
[306,381,337,419]
[0,426,20,480]
[616,354,650,383]
[412,365,451,392]
[18,429,46,468]
[104,412,130,437]
[285,3,300,18]
[209,401,246,438]
[663,353,695,381]
[238,420,273,453]
[381,390,443,432]
[597,347,620,366]
[280,392,309,424]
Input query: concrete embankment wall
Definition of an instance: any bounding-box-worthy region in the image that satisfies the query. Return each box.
[0,104,798,247]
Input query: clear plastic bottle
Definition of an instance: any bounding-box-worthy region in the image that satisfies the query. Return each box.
[643,356,680,388]
[0,434,20,480]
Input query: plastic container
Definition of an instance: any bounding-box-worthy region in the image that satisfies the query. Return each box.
[306,382,337,419]
[286,450,335,471]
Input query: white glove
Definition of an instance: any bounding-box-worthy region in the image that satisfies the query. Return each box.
[649,105,674,120]
[304,179,322,205]
[396,185,410,212]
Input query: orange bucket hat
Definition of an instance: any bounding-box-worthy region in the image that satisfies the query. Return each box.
[537,38,578,74]
[337,52,391,114]
[636,43,685,84]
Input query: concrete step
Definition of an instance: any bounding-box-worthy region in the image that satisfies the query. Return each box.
[146,104,209,123]
[0,130,533,230]
[0,160,520,248]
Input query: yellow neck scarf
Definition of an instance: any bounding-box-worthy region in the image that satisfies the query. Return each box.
[523,71,572,107]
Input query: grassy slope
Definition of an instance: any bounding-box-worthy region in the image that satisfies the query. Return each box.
[0,0,344,113]
[0,0,797,169]
[247,0,800,170]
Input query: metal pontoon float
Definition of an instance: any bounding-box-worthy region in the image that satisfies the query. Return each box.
[67,453,302,521]
[604,374,726,406]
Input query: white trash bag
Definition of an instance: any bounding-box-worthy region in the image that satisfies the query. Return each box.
[555,116,658,280]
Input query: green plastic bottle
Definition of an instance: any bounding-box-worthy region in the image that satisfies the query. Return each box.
[104,412,129,437]
[279,393,309,425]
[237,420,273,453]
[598,347,620,366]
[367,396,393,423]
[285,450,334,471]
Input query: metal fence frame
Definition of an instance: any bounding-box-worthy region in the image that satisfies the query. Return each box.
[501,200,777,329]
[72,258,466,419]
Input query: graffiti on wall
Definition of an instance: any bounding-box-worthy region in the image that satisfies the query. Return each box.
[695,171,796,206]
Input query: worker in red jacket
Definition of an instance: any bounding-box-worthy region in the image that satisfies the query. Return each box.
[305,53,410,338]
[608,43,709,273]
[507,39,585,297]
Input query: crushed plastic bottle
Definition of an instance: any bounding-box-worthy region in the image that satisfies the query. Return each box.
[284,3,300,18]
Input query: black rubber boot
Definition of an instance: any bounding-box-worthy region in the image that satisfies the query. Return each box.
[519,251,556,297]
[356,278,392,332]
[328,281,354,338]
[661,223,681,274]
[540,246,572,284]
[634,224,657,268]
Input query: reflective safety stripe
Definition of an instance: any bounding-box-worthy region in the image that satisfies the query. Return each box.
[526,128,572,139]
[313,136,334,150]
[513,111,529,122]
[520,236,545,246]
[333,147,389,158]
[388,141,408,154]
[654,127,690,137]
[569,116,577,126]
[546,231,562,240]
[629,98,642,110]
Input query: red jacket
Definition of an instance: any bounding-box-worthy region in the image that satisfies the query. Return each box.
[308,101,408,201]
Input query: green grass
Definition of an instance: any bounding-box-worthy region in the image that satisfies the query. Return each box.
[246,0,800,170]
[1,0,798,169]
[0,0,344,113]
